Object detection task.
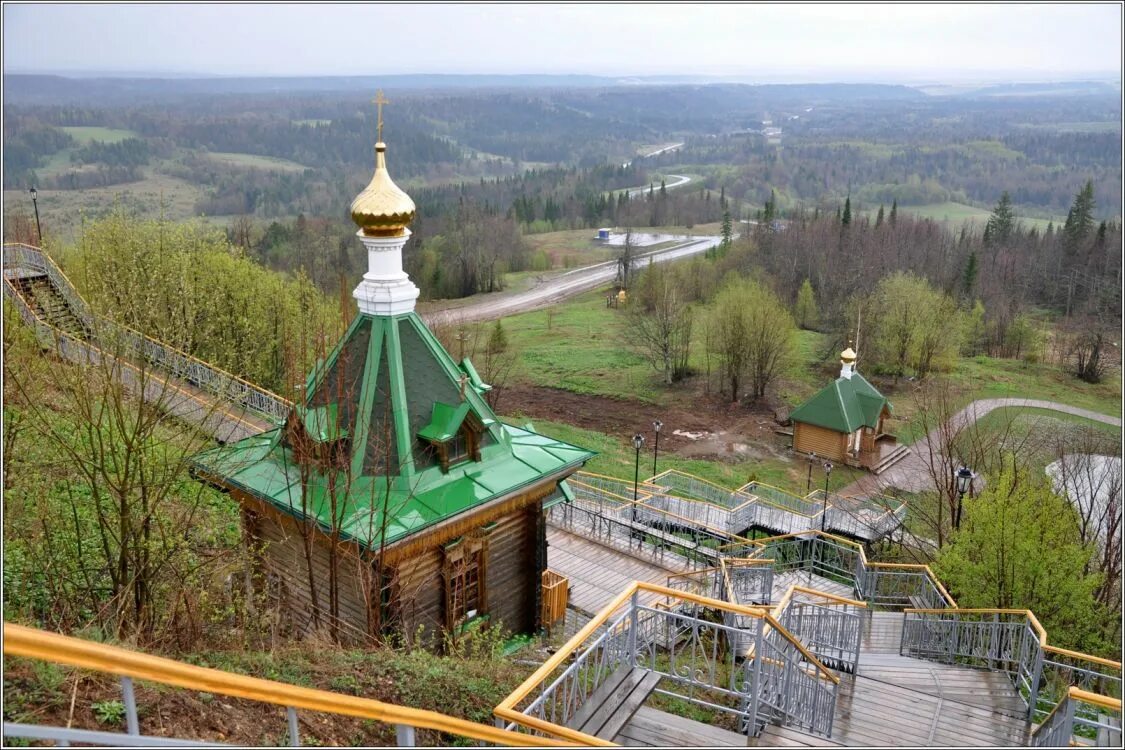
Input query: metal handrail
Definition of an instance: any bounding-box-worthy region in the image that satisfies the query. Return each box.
[1030,686,1122,746]
[2,242,292,424]
[495,580,841,741]
[3,622,573,747]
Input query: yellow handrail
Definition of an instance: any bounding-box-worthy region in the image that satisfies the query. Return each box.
[495,579,842,741]
[3,622,573,747]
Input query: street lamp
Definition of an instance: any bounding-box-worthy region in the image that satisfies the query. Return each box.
[820,462,833,533]
[29,187,42,245]
[632,433,646,523]
[954,465,973,529]
[652,420,663,476]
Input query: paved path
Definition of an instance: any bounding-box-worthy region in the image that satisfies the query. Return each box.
[840,398,1121,497]
[422,235,720,325]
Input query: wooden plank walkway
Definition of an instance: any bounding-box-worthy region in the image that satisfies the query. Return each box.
[546,527,689,616]
[831,667,1030,746]
[752,724,844,747]
[614,706,749,747]
[771,570,855,602]
[859,611,905,654]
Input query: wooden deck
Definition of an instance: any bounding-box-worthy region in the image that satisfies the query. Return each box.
[831,668,1030,746]
[771,569,856,602]
[545,526,689,616]
[614,706,749,747]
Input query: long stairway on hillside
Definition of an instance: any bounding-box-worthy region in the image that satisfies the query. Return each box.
[8,271,90,339]
[3,242,289,442]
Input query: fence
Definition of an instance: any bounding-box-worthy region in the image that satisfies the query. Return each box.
[2,622,570,748]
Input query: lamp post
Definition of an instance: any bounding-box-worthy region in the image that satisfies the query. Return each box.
[820,462,833,533]
[652,420,663,476]
[632,433,645,523]
[806,451,816,493]
[954,465,973,529]
[29,187,42,245]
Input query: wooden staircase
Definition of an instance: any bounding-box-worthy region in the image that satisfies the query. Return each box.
[9,273,89,340]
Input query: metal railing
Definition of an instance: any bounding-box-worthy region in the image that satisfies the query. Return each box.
[2,622,572,747]
[495,581,840,742]
[901,608,1122,725]
[1030,687,1122,747]
[642,470,905,543]
[2,243,292,425]
[741,531,956,611]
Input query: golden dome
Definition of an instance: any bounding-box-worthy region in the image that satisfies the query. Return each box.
[350,142,416,237]
[841,347,857,363]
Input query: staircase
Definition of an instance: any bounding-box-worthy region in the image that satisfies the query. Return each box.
[9,273,89,339]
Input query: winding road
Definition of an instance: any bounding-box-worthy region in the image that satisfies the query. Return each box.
[840,398,1121,498]
[422,234,721,325]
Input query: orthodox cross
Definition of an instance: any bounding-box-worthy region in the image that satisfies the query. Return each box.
[373,90,390,142]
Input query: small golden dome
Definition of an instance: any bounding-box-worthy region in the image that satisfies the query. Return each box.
[350,142,416,237]
[841,347,857,363]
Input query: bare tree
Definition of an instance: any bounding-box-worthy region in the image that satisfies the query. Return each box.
[624,260,693,385]
[1047,428,1123,616]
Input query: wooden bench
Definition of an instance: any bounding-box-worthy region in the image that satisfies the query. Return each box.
[566,665,662,741]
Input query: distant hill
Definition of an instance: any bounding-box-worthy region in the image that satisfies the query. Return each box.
[4,73,929,106]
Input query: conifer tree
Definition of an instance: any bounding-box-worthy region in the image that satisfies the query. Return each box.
[720,210,733,255]
[984,191,1015,247]
[889,199,898,226]
[961,251,979,298]
[842,195,852,226]
[1063,180,1096,258]
[875,204,885,228]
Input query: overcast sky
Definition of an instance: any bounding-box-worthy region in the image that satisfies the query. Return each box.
[3,3,1121,81]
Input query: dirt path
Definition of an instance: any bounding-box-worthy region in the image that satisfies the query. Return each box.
[840,398,1122,497]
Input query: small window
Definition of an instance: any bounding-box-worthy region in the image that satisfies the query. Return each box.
[447,428,470,466]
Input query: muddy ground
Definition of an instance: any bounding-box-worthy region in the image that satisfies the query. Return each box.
[499,383,795,464]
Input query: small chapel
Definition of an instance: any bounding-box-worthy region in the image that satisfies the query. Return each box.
[789,346,907,473]
[193,97,593,645]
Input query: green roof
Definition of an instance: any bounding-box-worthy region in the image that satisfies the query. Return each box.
[789,372,891,433]
[418,401,474,443]
[295,402,348,443]
[193,311,594,551]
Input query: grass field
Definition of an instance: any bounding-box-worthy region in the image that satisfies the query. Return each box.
[291,119,332,127]
[890,202,1062,232]
[507,415,864,495]
[60,127,138,145]
[205,152,309,172]
[4,170,204,243]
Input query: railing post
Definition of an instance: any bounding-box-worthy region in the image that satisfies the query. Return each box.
[395,724,416,746]
[628,590,639,668]
[746,619,764,737]
[1028,642,1045,722]
[120,676,139,736]
[287,706,299,746]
